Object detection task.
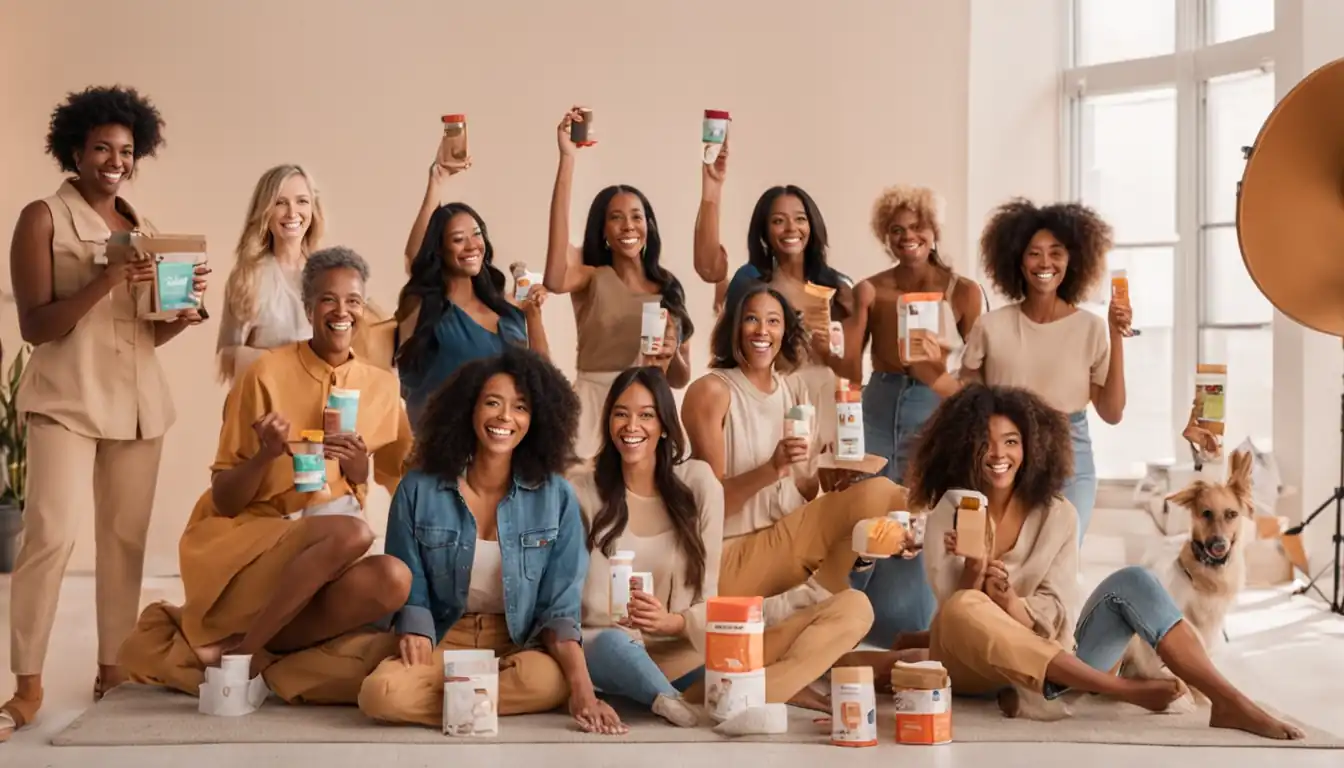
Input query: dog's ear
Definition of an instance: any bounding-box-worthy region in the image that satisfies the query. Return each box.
[1227,449,1254,505]
[1167,481,1209,510]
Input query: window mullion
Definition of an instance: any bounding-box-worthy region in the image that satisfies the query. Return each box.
[1172,0,1202,459]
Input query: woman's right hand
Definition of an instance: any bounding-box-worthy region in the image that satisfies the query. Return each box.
[703,134,729,188]
[557,106,585,158]
[399,633,433,667]
[770,436,810,477]
[101,258,156,292]
[428,156,470,190]
[252,412,292,462]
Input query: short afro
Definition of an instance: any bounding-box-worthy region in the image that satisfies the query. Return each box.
[46,85,166,174]
[979,198,1113,305]
[906,384,1074,513]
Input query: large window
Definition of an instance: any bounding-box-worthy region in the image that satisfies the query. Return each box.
[1064,0,1278,479]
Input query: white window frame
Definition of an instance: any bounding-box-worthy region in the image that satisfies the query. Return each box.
[1062,0,1278,474]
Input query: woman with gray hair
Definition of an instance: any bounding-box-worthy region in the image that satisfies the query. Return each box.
[118,246,417,702]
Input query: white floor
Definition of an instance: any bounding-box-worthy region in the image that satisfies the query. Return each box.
[1,505,1342,768]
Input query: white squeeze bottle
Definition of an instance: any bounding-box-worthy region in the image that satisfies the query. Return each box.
[610,551,636,620]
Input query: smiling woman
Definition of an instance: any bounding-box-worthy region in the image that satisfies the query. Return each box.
[359,347,628,736]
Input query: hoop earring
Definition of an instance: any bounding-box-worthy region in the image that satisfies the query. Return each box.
[604,239,611,250]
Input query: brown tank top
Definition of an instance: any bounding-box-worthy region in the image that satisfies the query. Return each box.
[572,265,661,372]
[17,181,175,440]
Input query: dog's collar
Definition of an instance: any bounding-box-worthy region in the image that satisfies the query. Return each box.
[1189,539,1231,568]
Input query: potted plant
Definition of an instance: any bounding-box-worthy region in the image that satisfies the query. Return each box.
[0,343,30,574]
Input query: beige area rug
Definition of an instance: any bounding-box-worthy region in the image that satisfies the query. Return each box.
[53,684,1342,749]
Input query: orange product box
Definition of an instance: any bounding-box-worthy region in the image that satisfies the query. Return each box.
[892,661,952,745]
[705,596,764,673]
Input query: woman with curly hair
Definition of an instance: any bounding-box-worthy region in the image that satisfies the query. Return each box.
[682,280,892,639]
[844,184,988,649]
[3,85,210,740]
[543,107,696,461]
[395,198,550,431]
[914,385,1301,740]
[117,247,416,709]
[215,164,326,382]
[359,347,627,735]
[692,139,855,449]
[948,198,1131,539]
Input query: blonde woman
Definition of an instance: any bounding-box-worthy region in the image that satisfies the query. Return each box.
[215,164,325,383]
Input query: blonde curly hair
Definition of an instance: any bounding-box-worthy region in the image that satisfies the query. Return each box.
[870,184,947,268]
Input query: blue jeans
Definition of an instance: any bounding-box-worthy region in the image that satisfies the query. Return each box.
[583,629,701,707]
[850,372,940,647]
[1043,566,1184,699]
[1060,411,1098,542]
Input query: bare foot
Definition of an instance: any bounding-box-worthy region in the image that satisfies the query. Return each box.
[787,687,831,713]
[1210,697,1306,740]
[192,634,244,668]
[1118,678,1186,712]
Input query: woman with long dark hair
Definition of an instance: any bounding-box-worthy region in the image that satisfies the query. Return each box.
[395,201,549,430]
[578,366,876,718]
[692,143,853,449]
[359,347,626,735]
[544,106,696,461]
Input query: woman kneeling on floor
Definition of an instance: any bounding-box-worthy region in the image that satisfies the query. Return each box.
[573,367,874,721]
[358,347,627,735]
[120,247,416,701]
[913,384,1302,740]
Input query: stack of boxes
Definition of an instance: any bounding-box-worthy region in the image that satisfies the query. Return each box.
[704,596,765,722]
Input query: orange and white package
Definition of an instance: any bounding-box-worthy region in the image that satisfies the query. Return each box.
[705,596,764,673]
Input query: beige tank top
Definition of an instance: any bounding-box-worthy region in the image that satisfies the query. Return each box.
[17,181,175,440]
[710,367,813,538]
[869,271,968,374]
[573,265,661,372]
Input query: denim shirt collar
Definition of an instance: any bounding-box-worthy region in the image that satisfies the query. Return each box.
[437,470,545,496]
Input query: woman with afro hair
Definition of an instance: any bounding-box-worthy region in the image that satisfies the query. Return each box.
[359,347,628,736]
[3,85,210,741]
[949,198,1131,540]
[910,384,1302,740]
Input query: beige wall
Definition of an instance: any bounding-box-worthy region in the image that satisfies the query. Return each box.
[0,0,973,575]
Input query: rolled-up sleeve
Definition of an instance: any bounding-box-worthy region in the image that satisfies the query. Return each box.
[527,480,588,647]
[922,501,961,604]
[384,480,437,641]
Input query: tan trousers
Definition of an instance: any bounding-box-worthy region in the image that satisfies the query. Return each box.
[685,589,874,705]
[929,589,1062,696]
[358,613,570,727]
[720,476,903,598]
[118,601,401,705]
[10,416,163,674]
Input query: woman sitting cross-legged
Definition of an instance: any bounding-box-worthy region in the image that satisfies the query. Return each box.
[358,347,627,735]
[914,384,1303,740]
[681,279,903,621]
[572,367,874,720]
[119,246,415,703]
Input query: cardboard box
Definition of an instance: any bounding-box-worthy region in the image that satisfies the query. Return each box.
[892,661,952,745]
[953,498,988,560]
[442,650,498,737]
[106,232,206,320]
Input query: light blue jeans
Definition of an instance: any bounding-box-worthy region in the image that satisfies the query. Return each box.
[583,629,701,707]
[1043,565,1184,699]
[1060,411,1098,542]
[851,372,940,648]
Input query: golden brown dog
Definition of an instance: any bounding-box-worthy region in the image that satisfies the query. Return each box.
[1120,449,1254,710]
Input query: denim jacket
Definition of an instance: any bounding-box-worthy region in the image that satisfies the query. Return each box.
[385,468,587,648]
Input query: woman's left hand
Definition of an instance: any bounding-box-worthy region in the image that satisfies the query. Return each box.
[191,261,212,299]
[808,328,833,362]
[521,284,549,317]
[623,591,685,637]
[324,433,370,485]
[983,560,1017,605]
[1108,298,1133,338]
[569,691,628,735]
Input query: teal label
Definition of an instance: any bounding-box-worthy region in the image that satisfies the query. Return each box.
[327,392,359,433]
[702,118,729,144]
[293,453,326,492]
[156,261,198,310]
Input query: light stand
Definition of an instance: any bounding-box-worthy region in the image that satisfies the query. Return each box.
[1283,350,1344,615]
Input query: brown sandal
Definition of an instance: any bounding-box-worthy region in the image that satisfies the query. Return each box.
[0,694,41,743]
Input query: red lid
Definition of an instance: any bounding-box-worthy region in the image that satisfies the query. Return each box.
[441,114,466,123]
[704,109,731,120]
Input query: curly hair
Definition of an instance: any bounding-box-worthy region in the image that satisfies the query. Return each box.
[906,384,1074,512]
[46,85,166,174]
[979,198,1113,305]
[709,279,808,371]
[871,184,948,269]
[411,347,580,485]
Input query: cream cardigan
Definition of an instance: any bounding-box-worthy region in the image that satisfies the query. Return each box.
[923,493,1080,646]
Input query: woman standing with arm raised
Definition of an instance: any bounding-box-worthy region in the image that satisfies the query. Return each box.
[543,106,696,462]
